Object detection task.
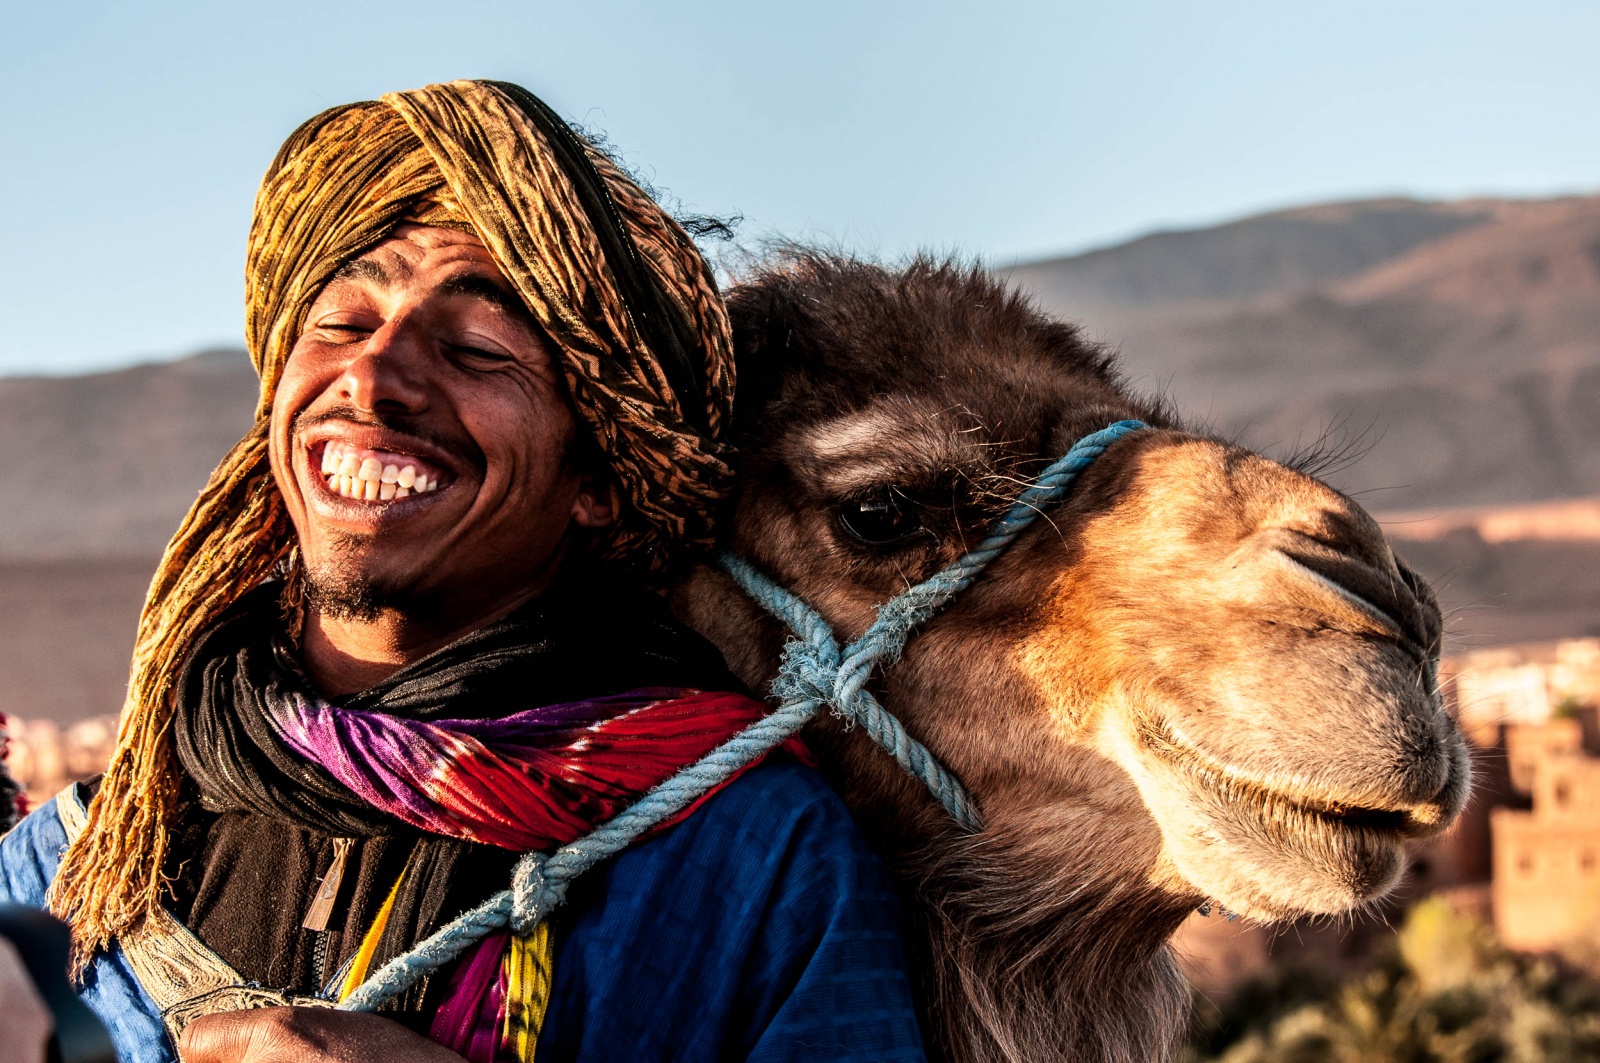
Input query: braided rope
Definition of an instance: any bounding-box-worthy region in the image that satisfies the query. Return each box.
[338,418,1146,1012]
[340,697,818,1011]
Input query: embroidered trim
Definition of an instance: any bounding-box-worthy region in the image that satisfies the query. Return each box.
[53,787,332,1044]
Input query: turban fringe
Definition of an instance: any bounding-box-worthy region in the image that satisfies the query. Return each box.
[51,81,737,962]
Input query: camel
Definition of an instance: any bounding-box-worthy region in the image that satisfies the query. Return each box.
[670,252,1471,1063]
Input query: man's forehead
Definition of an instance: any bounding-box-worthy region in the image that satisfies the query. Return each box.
[332,226,495,283]
[325,229,528,318]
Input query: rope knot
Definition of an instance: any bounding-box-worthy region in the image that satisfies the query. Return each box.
[510,851,565,935]
[771,631,841,714]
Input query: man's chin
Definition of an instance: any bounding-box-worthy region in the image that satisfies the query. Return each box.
[302,559,412,624]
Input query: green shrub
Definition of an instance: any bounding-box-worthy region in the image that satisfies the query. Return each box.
[1185,899,1600,1063]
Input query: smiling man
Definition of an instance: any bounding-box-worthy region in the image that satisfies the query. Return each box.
[276,224,615,692]
[0,81,924,1063]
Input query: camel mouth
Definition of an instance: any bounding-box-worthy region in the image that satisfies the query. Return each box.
[1137,716,1450,841]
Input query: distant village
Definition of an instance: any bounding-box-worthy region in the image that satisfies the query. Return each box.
[1442,638,1600,957]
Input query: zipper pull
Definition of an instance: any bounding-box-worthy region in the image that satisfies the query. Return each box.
[303,837,353,932]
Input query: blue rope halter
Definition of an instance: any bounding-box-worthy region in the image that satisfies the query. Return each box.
[337,418,1147,1012]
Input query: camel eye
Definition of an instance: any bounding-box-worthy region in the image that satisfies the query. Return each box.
[837,492,922,545]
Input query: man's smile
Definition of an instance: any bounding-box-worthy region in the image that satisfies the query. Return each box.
[315,441,447,501]
[299,422,465,518]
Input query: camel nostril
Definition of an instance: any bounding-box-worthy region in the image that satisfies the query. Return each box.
[1393,555,1444,651]
[1273,540,1439,655]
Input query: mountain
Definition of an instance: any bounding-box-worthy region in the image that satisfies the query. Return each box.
[4,193,1596,561]
[4,192,1600,723]
[1007,194,1600,510]
[0,350,258,558]
[1005,198,1500,309]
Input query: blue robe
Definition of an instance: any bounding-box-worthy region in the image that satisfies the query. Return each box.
[0,761,927,1062]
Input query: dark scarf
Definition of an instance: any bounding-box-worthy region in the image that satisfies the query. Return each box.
[173,569,743,837]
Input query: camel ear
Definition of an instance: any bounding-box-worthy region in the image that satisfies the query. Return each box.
[725,276,817,446]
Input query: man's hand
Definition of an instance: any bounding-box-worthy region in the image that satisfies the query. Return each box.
[178,1007,466,1063]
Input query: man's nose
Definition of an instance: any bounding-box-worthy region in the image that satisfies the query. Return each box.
[339,319,431,414]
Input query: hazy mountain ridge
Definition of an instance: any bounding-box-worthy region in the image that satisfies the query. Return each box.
[0,349,257,557]
[3,191,1599,721]
[1010,193,1600,509]
[1004,197,1505,309]
[3,192,1598,557]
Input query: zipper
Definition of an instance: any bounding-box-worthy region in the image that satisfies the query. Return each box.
[304,838,354,988]
[312,928,332,989]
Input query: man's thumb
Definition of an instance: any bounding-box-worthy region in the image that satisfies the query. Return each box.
[177,1011,264,1063]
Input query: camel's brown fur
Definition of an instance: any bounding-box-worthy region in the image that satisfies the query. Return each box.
[672,252,1469,1063]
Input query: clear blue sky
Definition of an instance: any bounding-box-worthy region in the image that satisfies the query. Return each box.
[3,0,1596,375]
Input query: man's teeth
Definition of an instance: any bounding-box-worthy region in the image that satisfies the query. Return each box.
[319,445,437,501]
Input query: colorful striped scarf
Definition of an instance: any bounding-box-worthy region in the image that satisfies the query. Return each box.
[275,688,783,852]
[277,687,793,1060]
[169,585,795,1060]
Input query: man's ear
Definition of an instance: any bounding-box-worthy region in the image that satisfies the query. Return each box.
[571,476,616,529]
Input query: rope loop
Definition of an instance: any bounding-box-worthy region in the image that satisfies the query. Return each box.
[511,851,564,935]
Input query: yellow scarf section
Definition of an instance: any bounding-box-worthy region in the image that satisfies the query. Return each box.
[337,868,554,1059]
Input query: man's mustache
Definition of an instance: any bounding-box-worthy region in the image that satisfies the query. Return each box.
[292,405,484,471]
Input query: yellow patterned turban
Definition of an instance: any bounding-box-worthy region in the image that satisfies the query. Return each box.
[54,80,737,959]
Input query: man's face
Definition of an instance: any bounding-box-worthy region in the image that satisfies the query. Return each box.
[269,225,610,624]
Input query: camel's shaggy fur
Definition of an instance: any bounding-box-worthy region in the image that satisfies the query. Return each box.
[672,252,1469,1063]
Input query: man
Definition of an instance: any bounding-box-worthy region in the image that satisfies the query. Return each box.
[0,714,21,831]
[0,81,925,1062]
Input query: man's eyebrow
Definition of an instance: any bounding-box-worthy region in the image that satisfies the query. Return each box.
[437,273,532,319]
[328,256,405,287]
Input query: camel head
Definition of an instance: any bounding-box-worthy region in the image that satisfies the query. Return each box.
[671,252,1470,1060]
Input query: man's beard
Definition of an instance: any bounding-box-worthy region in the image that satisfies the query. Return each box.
[301,532,407,623]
